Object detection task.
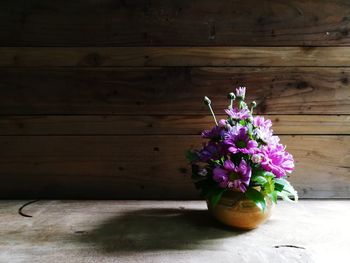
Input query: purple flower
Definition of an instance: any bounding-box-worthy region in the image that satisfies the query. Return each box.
[224,126,258,154]
[258,144,294,178]
[213,159,252,192]
[212,167,229,188]
[225,107,251,120]
[201,125,224,139]
[236,87,246,99]
[198,142,222,162]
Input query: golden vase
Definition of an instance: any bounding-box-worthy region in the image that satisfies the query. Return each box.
[207,190,273,230]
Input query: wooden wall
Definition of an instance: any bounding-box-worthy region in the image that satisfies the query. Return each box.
[0,0,349,199]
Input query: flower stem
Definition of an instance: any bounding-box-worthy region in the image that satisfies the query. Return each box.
[228,92,235,109]
[238,99,246,110]
[250,101,257,114]
[204,96,218,126]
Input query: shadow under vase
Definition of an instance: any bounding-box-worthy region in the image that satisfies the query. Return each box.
[75,207,249,253]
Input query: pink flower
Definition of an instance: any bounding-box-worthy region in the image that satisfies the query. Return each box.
[225,107,251,120]
[253,116,274,143]
[253,116,272,129]
[236,87,246,99]
[258,144,294,178]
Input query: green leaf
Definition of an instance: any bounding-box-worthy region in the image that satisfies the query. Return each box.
[247,123,254,138]
[186,150,199,163]
[190,164,204,181]
[194,180,207,189]
[210,191,224,208]
[253,169,274,178]
[252,170,264,178]
[239,101,247,109]
[274,182,284,192]
[266,172,275,178]
[269,191,278,204]
[274,178,288,188]
[228,118,234,126]
[209,160,219,167]
[209,188,226,208]
[275,178,295,193]
[264,176,275,194]
[275,178,298,202]
[197,178,215,197]
[252,171,275,195]
[239,119,247,126]
[277,190,298,202]
[245,188,266,211]
[252,175,268,185]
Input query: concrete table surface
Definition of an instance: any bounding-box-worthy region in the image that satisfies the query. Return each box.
[0,200,349,263]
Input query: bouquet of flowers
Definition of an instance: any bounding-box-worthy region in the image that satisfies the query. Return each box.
[186,87,298,211]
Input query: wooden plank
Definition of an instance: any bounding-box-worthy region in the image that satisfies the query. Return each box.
[3,47,350,67]
[0,67,349,115]
[1,1,350,46]
[0,115,349,135]
[0,200,348,262]
[0,135,348,199]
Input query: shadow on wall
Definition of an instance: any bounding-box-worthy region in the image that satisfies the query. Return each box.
[74,208,248,253]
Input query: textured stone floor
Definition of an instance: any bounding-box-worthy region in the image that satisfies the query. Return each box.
[0,200,349,263]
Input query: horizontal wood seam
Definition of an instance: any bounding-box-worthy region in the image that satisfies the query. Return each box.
[0,134,348,137]
[0,114,349,116]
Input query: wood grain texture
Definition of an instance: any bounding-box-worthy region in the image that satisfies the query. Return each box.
[0,67,349,115]
[1,0,350,46]
[1,0,350,200]
[3,47,350,67]
[0,200,348,262]
[0,115,349,135]
[0,135,348,199]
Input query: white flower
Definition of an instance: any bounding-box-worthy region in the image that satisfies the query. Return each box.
[198,168,208,176]
[252,154,263,164]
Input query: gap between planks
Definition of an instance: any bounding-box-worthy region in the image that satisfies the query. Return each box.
[2,47,350,67]
[0,115,349,135]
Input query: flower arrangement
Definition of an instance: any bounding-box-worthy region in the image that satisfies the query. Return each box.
[186,87,298,211]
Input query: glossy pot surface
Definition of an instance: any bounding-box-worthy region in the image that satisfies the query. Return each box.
[207,191,273,230]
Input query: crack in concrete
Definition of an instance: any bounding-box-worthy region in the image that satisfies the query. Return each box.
[18,199,40,218]
[274,245,306,249]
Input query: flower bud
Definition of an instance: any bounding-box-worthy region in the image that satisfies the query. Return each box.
[218,119,227,127]
[236,87,246,100]
[250,100,257,114]
[203,96,211,105]
[228,92,236,109]
[227,92,236,100]
[198,168,208,176]
[252,154,263,164]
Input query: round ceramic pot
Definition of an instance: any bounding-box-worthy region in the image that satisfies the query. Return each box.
[207,190,273,230]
